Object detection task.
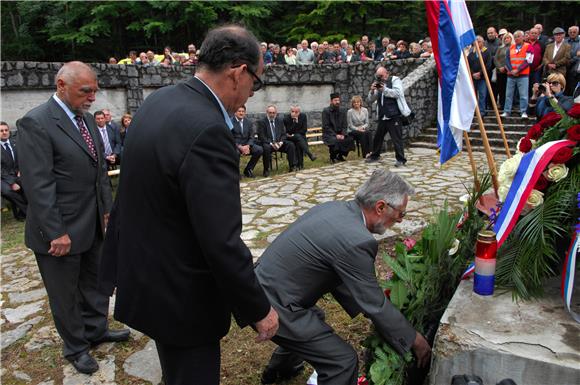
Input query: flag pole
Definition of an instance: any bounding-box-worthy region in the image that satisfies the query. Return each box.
[474,43,511,158]
[463,131,481,193]
[463,50,499,196]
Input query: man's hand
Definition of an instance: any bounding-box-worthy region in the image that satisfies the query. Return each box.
[10,183,21,191]
[412,332,432,368]
[239,144,250,155]
[254,307,279,342]
[473,72,481,80]
[48,234,72,257]
[499,66,507,74]
[106,154,116,164]
[336,134,345,140]
[104,213,110,229]
[510,69,519,76]
[548,63,556,70]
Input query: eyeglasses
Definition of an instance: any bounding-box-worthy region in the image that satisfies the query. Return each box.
[549,81,561,86]
[386,202,407,219]
[232,63,263,92]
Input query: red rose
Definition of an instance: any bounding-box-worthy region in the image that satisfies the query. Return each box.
[567,104,580,118]
[551,146,573,163]
[526,123,544,140]
[539,112,562,128]
[567,125,580,141]
[518,137,533,153]
[534,174,549,191]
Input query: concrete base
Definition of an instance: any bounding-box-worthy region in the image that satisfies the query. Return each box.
[430,278,580,385]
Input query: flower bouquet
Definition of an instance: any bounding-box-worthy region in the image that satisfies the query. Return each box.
[494,103,579,299]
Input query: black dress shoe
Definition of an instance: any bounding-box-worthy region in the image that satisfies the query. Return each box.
[90,329,130,347]
[67,352,99,374]
[263,170,270,177]
[243,169,255,178]
[260,363,305,384]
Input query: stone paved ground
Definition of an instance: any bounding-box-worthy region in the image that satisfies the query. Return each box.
[1,147,505,384]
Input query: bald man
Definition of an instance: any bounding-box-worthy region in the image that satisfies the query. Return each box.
[17,61,128,375]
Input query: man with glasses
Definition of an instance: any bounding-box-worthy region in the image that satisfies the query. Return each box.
[255,169,431,385]
[99,25,277,385]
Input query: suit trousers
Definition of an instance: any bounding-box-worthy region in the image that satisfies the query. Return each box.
[155,340,220,385]
[287,134,312,168]
[1,182,27,218]
[262,141,297,171]
[35,227,109,358]
[267,332,358,385]
[370,118,406,163]
[243,144,263,172]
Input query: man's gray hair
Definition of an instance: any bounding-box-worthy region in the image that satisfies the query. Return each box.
[355,169,415,208]
[55,61,96,84]
[513,30,524,38]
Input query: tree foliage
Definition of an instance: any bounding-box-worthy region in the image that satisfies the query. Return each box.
[1,1,578,62]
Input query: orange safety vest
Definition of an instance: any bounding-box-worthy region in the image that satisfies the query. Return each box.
[509,43,530,76]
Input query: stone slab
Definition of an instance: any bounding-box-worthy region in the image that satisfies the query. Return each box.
[123,340,162,384]
[430,278,580,385]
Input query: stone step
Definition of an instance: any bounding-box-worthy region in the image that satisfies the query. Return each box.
[418,128,528,142]
[411,141,511,155]
[414,134,518,151]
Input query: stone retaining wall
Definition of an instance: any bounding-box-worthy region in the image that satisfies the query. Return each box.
[1,59,436,142]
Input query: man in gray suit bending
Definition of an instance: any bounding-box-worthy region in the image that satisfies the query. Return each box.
[255,169,431,385]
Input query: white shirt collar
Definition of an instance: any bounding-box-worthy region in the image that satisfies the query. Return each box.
[194,76,233,130]
[52,93,80,127]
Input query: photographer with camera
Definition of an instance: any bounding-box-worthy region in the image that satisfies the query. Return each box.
[529,73,574,119]
[366,66,412,167]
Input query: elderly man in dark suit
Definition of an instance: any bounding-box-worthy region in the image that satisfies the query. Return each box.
[322,92,354,163]
[283,105,316,169]
[257,104,298,176]
[16,61,128,375]
[1,121,27,220]
[232,105,262,178]
[256,170,432,385]
[99,25,278,385]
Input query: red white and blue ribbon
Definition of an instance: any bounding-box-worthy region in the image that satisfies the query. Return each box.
[561,192,580,323]
[493,140,576,247]
[461,262,475,280]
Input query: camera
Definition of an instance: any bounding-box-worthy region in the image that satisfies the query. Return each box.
[538,78,548,94]
[374,75,384,88]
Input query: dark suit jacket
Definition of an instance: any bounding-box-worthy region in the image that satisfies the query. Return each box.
[16,97,112,254]
[283,113,307,136]
[257,116,287,144]
[1,139,20,190]
[100,77,271,347]
[231,117,256,146]
[98,124,122,156]
[542,42,572,76]
[322,105,348,145]
[255,200,416,355]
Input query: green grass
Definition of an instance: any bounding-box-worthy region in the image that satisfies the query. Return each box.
[1,209,26,252]
[239,143,364,179]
